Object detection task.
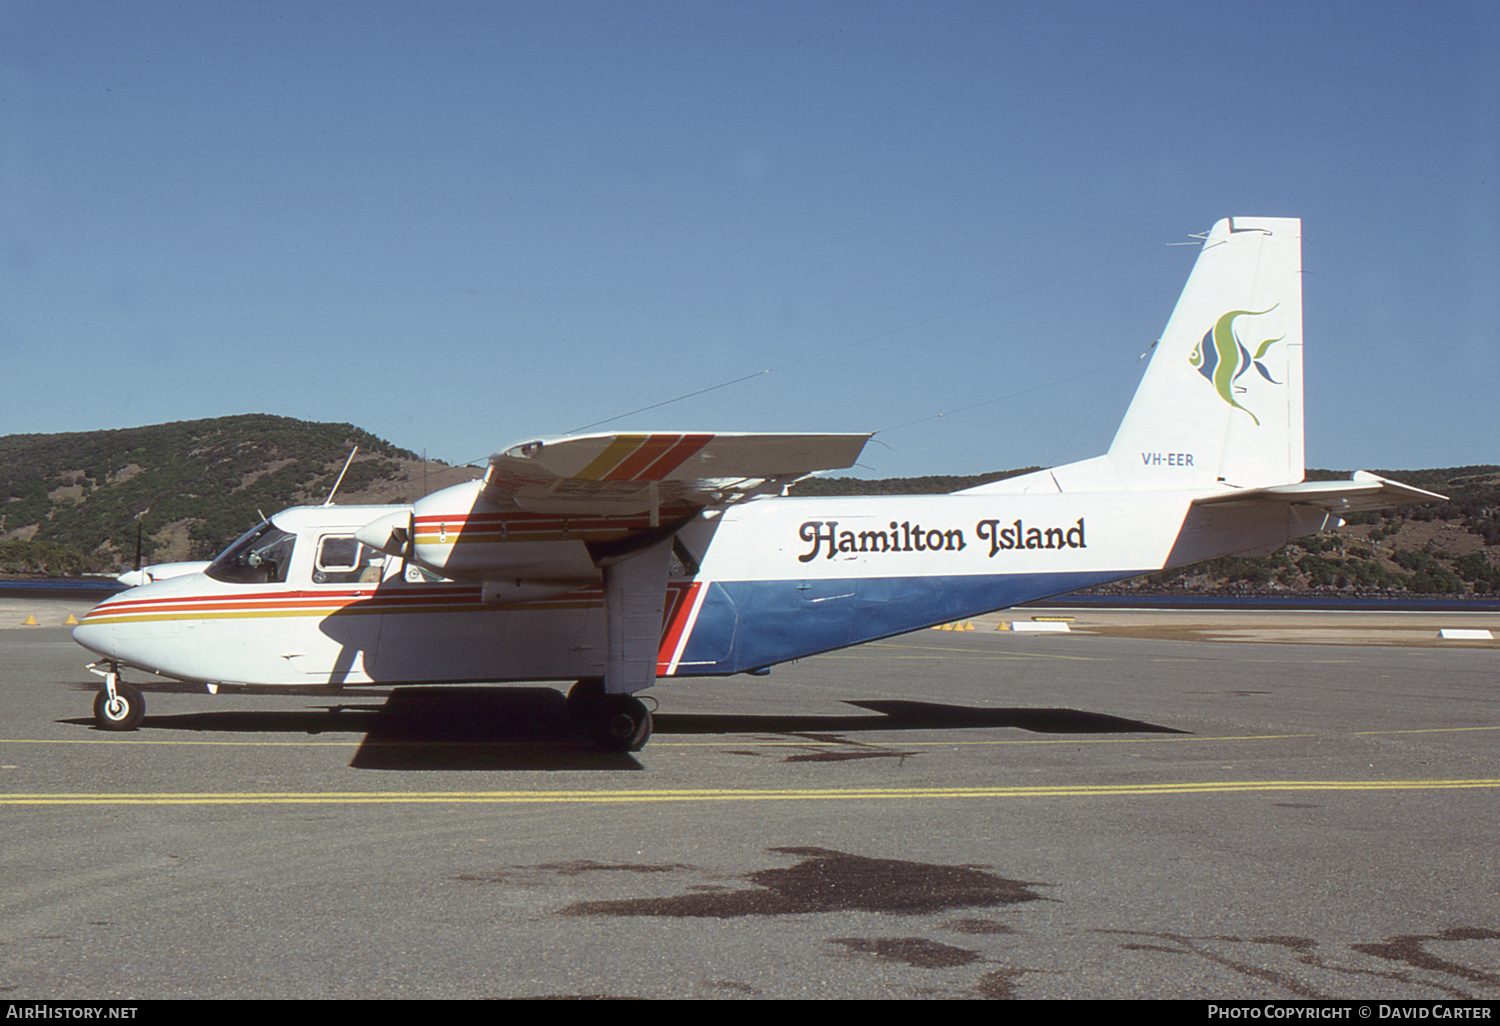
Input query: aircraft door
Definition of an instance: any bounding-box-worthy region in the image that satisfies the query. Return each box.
[303,534,388,683]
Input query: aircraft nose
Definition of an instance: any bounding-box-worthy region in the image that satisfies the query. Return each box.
[69,575,202,681]
[72,611,115,659]
[72,585,145,660]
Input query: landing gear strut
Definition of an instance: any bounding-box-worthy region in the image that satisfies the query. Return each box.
[566,679,652,753]
[89,663,144,731]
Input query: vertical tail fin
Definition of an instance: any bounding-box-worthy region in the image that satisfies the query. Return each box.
[1107,216,1303,490]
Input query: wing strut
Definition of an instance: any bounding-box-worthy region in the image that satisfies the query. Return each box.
[602,536,673,696]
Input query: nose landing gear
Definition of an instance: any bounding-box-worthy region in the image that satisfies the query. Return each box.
[88,662,145,731]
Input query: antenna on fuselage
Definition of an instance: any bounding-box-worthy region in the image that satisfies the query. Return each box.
[324,446,359,506]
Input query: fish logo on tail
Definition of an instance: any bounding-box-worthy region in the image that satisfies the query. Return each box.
[1188,306,1284,426]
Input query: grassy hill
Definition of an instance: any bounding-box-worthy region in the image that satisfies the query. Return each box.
[4,416,1496,595]
[0,415,480,574]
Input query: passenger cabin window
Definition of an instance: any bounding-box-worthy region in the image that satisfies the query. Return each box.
[313,535,386,584]
[206,523,297,585]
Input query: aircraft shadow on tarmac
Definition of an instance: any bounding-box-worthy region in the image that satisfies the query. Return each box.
[61,686,1185,772]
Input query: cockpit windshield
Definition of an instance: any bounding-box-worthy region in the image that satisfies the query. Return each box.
[205,521,297,584]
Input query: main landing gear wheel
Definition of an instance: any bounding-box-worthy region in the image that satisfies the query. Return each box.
[566,681,652,753]
[565,678,605,721]
[93,680,144,731]
[592,695,653,753]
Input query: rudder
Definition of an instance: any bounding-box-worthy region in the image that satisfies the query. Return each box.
[1106,217,1303,491]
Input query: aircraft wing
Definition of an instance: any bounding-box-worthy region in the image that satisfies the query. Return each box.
[482,431,872,515]
[1191,471,1447,513]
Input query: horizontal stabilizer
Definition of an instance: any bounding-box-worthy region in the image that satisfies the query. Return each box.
[1191,471,1447,513]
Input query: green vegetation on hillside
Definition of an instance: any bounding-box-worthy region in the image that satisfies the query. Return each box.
[4,416,1496,596]
[1109,467,1500,596]
[0,415,419,572]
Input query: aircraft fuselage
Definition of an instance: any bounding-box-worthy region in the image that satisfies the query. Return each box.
[72,487,1329,690]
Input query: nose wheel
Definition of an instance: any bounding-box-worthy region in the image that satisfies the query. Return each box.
[89,663,145,731]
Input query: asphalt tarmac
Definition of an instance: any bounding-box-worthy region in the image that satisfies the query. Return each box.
[2,607,1498,999]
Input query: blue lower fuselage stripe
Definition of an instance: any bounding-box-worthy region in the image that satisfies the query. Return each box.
[673,571,1132,675]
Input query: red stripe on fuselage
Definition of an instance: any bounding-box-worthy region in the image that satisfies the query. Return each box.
[656,581,702,674]
[81,582,618,621]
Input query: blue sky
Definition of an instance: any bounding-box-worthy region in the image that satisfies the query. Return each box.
[2,0,1496,477]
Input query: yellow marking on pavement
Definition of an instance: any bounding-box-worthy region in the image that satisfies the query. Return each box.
[5,723,1497,750]
[678,733,1323,746]
[0,732,1307,749]
[1354,725,1500,736]
[841,641,1100,661]
[5,779,1500,806]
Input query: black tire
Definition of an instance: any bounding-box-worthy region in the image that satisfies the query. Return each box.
[565,678,606,721]
[93,681,145,731]
[590,695,652,753]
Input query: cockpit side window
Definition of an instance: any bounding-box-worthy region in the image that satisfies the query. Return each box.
[205,523,297,585]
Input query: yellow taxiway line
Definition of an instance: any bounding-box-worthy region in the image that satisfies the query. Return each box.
[3,723,1497,749]
[5,779,1500,806]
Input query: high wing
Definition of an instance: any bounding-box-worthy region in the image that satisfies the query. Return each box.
[484,431,872,515]
[355,431,871,586]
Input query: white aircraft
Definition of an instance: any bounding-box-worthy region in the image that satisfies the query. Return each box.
[73,217,1443,751]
